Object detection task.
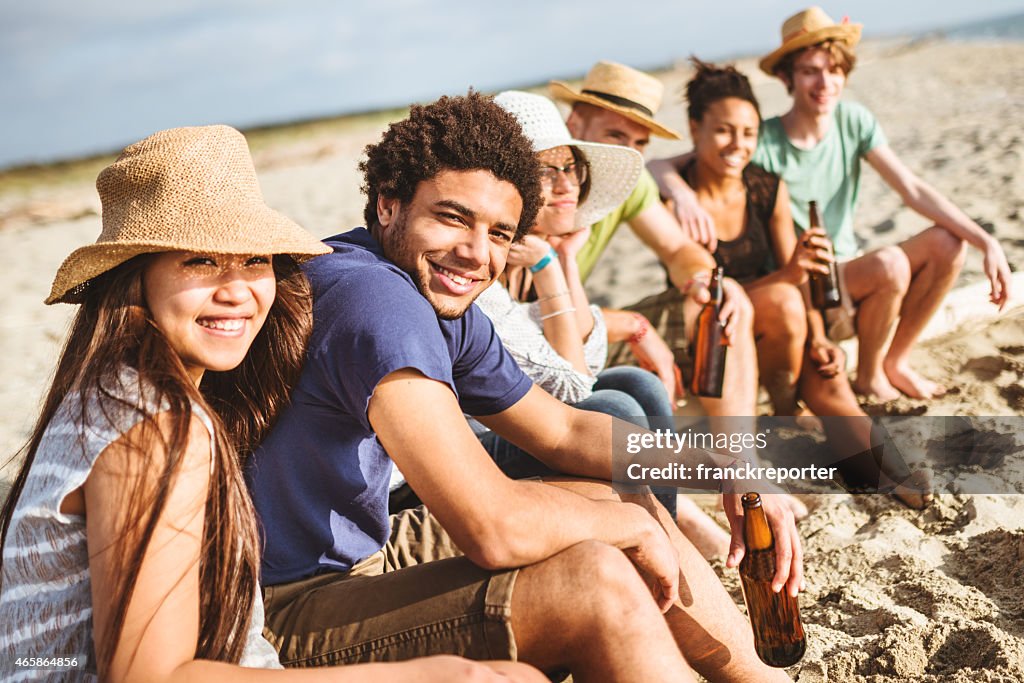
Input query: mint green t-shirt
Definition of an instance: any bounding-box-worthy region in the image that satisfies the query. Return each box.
[753,101,887,259]
[577,168,659,282]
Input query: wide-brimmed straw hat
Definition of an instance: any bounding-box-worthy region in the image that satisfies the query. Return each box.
[494,91,643,229]
[549,61,681,140]
[759,6,862,76]
[47,125,330,305]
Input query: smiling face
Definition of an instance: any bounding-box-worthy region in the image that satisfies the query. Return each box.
[689,97,760,180]
[143,251,276,384]
[785,47,846,117]
[378,168,522,319]
[533,146,581,237]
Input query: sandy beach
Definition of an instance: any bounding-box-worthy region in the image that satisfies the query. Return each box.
[1,37,1022,681]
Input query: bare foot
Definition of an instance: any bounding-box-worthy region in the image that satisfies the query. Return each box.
[883,360,947,399]
[675,496,731,560]
[852,373,903,402]
[890,469,934,510]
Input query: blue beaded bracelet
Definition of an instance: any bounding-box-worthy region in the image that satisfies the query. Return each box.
[529,247,558,273]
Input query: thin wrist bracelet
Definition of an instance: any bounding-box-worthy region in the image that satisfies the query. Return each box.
[540,306,576,321]
[529,247,558,273]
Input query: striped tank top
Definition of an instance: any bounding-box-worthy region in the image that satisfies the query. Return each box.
[0,369,281,680]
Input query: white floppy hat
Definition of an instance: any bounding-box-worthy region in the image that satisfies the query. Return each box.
[494,91,643,228]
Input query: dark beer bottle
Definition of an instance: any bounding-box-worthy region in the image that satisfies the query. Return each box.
[739,492,806,667]
[690,267,727,398]
[807,201,842,310]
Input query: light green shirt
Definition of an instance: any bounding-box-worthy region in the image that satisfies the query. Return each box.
[753,101,887,259]
[577,168,660,282]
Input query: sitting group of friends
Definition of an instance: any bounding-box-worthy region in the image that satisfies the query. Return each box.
[0,7,1012,682]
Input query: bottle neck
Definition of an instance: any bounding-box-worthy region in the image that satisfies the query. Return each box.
[743,498,774,551]
[708,268,724,306]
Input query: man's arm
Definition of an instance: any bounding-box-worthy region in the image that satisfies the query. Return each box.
[626,202,748,342]
[368,369,681,609]
[866,144,1012,308]
[647,154,717,249]
[481,384,804,596]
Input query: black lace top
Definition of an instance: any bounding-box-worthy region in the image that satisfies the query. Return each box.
[677,159,781,285]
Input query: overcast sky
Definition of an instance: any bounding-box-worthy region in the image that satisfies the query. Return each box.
[2,0,1022,168]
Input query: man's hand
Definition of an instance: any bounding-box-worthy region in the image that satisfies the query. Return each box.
[507,234,552,270]
[807,336,844,379]
[981,236,1012,310]
[620,507,681,613]
[629,322,684,404]
[685,275,748,345]
[666,192,718,253]
[722,492,804,597]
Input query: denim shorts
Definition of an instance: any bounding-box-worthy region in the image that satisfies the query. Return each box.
[261,506,519,666]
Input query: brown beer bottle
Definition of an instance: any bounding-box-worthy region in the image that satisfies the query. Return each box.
[807,201,842,310]
[690,267,727,397]
[739,492,806,667]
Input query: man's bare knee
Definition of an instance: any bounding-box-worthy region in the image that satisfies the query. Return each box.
[872,246,912,293]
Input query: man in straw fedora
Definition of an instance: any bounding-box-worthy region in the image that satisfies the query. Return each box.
[652,6,1013,401]
[247,91,800,681]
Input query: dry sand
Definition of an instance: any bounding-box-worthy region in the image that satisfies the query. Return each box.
[1,37,1022,682]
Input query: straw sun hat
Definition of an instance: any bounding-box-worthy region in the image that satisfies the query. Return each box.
[494,91,643,229]
[46,125,330,305]
[759,6,862,76]
[549,61,681,140]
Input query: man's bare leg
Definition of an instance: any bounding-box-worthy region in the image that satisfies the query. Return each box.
[883,226,966,398]
[675,494,730,560]
[746,282,808,415]
[541,479,793,682]
[511,539,695,682]
[842,247,911,400]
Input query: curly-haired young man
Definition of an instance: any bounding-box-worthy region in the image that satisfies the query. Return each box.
[247,92,799,682]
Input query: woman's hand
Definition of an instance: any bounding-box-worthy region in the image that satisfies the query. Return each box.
[507,235,553,270]
[629,320,684,405]
[548,226,591,261]
[784,228,833,284]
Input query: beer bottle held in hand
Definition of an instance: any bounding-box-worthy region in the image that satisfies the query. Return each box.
[739,492,806,667]
[807,201,842,310]
[690,267,727,398]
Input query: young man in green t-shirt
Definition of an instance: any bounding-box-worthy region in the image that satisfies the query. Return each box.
[652,7,1013,401]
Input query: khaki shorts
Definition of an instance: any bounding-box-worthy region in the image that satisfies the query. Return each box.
[262,506,519,667]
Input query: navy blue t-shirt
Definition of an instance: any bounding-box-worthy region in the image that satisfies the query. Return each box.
[247,228,533,585]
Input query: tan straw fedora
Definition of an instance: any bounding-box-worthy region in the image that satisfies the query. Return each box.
[550,61,681,140]
[47,125,330,305]
[759,6,862,76]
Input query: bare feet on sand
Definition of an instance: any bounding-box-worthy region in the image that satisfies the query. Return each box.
[852,373,903,402]
[883,359,947,399]
[890,469,934,510]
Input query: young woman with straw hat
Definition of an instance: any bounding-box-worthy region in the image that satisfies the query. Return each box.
[0,125,543,683]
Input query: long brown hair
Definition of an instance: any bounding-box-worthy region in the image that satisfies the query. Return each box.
[0,252,312,673]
